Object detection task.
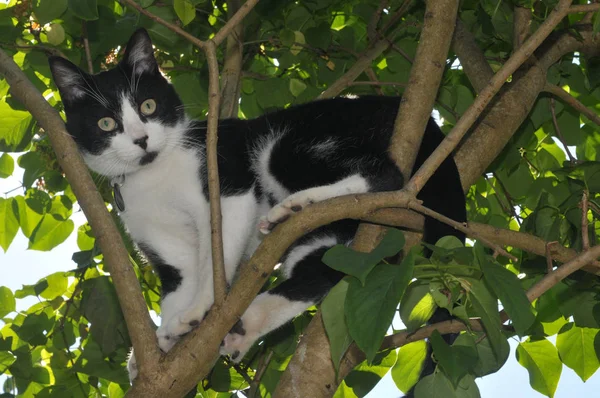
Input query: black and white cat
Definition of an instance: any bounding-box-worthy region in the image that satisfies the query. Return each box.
[49,29,465,380]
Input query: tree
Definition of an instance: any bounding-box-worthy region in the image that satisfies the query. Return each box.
[0,0,600,397]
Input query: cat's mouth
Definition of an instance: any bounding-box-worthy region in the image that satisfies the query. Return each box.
[139,151,158,165]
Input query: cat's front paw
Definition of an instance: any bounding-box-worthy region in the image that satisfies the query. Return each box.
[127,349,138,383]
[220,319,256,362]
[259,193,313,234]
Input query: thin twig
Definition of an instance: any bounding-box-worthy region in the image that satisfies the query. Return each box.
[409,202,518,262]
[569,4,600,13]
[249,350,274,398]
[368,0,390,42]
[0,42,67,58]
[544,83,600,128]
[205,40,227,305]
[119,0,206,49]
[364,68,384,95]
[549,97,577,163]
[404,0,574,195]
[546,241,557,273]
[212,0,259,46]
[349,81,407,87]
[581,190,590,251]
[82,22,94,74]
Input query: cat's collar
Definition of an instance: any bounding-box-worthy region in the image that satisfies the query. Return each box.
[111,175,126,212]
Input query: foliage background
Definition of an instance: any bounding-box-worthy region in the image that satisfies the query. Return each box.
[1,0,600,397]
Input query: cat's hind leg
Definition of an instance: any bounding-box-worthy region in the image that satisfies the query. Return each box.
[221,228,350,361]
[259,174,369,234]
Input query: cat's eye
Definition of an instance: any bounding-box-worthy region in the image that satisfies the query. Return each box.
[97,117,116,132]
[140,99,157,115]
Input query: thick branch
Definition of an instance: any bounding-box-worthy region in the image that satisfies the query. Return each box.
[219,0,244,119]
[406,0,573,194]
[0,49,160,373]
[390,0,459,180]
[513,6,532,51]
[451,19,493,93]
[544,83,600,127]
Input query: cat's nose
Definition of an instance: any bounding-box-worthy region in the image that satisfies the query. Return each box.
[133,135,148,150]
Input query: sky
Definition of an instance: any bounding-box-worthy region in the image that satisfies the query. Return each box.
[2,163,600,397]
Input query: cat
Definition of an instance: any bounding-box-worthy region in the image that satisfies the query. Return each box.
[49,28,466,382]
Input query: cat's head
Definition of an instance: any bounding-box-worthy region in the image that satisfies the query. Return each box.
[49,29,186,177]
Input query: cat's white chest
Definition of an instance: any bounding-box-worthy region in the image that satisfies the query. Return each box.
[117,148,207,245]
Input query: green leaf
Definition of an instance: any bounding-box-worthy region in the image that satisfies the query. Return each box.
[430,330,478,387]
[0,153,14,178]
[400,282,437,331]
[34,0,68,24]
[0,198,19,252]
[38,272,67,300]
[414,372,481,398]
[0,352,16,372]
[322,278,353,371]
[345,251,414,362]
[344,350,397,397]
[464,332,510,377]
[15,312,52,345]
[391,340,427,393]
[476,245,535,335]
[289,78,307,97]
[467,278,505,358]
[323,228,405,285]
[556,323,600,381]
[0,286,16,318]
[81,276,130,354]
[593,11,600,34]
[29,215,74,251]
[517,337,562,398]
[14,195,43,238]
[0,100,34,152]
[173,0,195,26]
[170,73,208,120]
[68,0,99,20]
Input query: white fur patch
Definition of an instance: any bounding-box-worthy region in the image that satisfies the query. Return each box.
[281,236,338,278]
[251,130,289,201]
[221,293,311,361]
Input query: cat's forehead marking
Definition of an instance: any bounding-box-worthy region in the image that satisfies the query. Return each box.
[120,92,147,139]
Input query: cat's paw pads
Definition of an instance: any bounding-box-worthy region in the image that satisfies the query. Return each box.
[260,194,313,234]
[220,320,253,362]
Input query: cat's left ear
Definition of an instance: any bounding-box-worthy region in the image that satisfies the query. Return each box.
[122,28,158,75]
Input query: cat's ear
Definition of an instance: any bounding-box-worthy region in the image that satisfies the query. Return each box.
[48,56,88,102]
[122,28,158,75]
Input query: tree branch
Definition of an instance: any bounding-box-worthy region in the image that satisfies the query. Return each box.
[405,0,574,195]
[513,6,532,52]
[205,40,227,305]
[118,0,259,50]
[219,0,244,118]
[451,19,493,93]
[0,49,161,376]
[544,82,600,127]
[455,25,600,190]
[389,0,459,181]
[318,2,413,99]
[82,22,94,74]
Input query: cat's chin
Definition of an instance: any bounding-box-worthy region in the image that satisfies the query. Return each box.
[139,151,158,166]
